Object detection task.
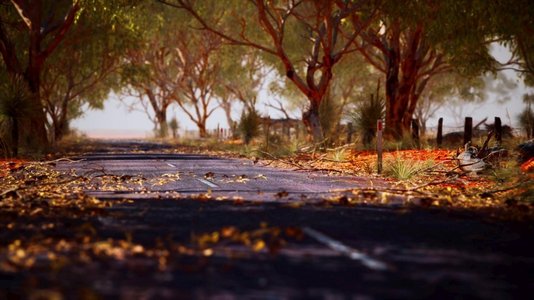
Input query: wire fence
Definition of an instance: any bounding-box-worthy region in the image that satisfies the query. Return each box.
[178,120,531,142]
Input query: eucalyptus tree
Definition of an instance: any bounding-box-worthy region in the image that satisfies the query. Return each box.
[122,3,225,138]
[121,33,179,137]
[41,1,137,143]
[354,1,492,137]
[0,0,80,148]
[413,72,486,136]
[483,0,534,85]
[171,29,223,138]
[216,47,269,132]
[158,0,379,144]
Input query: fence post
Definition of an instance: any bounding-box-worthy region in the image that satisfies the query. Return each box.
[377,119,383,174]
[347,122,353,144]
[495,117,502,145]
[411,119,420,148]
[437,118,443,148]
[464,117,473,146]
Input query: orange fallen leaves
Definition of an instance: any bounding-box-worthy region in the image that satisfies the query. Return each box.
[0,159,26,178]
[520,157,534,173]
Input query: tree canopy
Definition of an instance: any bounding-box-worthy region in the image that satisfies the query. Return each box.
[1,0,532,154]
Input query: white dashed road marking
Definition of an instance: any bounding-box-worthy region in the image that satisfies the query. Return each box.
[197,178,219,188]
[303,227,388,271]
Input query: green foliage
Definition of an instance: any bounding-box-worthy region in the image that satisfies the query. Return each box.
[351,87,385,147]
[384,156,434,181]
[238,109,261,145]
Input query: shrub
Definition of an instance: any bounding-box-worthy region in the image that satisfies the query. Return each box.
[383,156,434,180]
[329,148,348,162]
[351,85,385,147]
[238,108,261,145]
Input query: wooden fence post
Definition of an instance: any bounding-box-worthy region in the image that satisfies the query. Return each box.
[495,117,502,145]
[377,119,383,174]
[464,117,473,146]
[437,118,443,148]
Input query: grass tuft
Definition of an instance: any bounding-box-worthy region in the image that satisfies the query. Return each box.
[384,155,434,180]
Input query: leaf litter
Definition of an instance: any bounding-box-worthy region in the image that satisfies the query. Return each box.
[0,143,532,279]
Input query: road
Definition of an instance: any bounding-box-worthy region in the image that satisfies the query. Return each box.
[3,141,534,299]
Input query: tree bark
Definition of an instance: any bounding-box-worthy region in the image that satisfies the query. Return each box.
[198,123,207,138]
[156,110,168,138]
[25,64,50,149]
[302,101,324,143]
[384,46,402,138]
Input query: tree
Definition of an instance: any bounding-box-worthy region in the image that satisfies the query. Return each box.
[122,39,178,138]
[357,4,443,137]
[40,2,134,143]
[171,29,223,138]
[122,4,223,138]
[0,0,80,149]
[413,72,485,136]
[216,47,269,134]
[119,2,188,138]
[159,0,378,143]
[0,75,36,156]
[483,0,534,85]
[356,0,498,138]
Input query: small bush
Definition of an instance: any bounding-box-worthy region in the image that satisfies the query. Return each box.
[329,148,348,162]
[351,86,385,147]
[383,156,434,180]
[238,108,261,145]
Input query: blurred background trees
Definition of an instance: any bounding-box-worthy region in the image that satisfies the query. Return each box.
[1,0,533,155]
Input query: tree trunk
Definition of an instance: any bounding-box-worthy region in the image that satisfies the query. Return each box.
[220,101,234,134]
[384,35,402,139]
[302,102,324,144]
[155,111,168,138]
[52,96,70,143]
[53,113,69,144]
[25,65,49,151]
[198,123,207,138]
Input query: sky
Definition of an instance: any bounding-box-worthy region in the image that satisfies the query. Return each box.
[72,46,533,139]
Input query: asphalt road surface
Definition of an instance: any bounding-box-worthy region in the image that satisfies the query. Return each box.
[4,141,534,299]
